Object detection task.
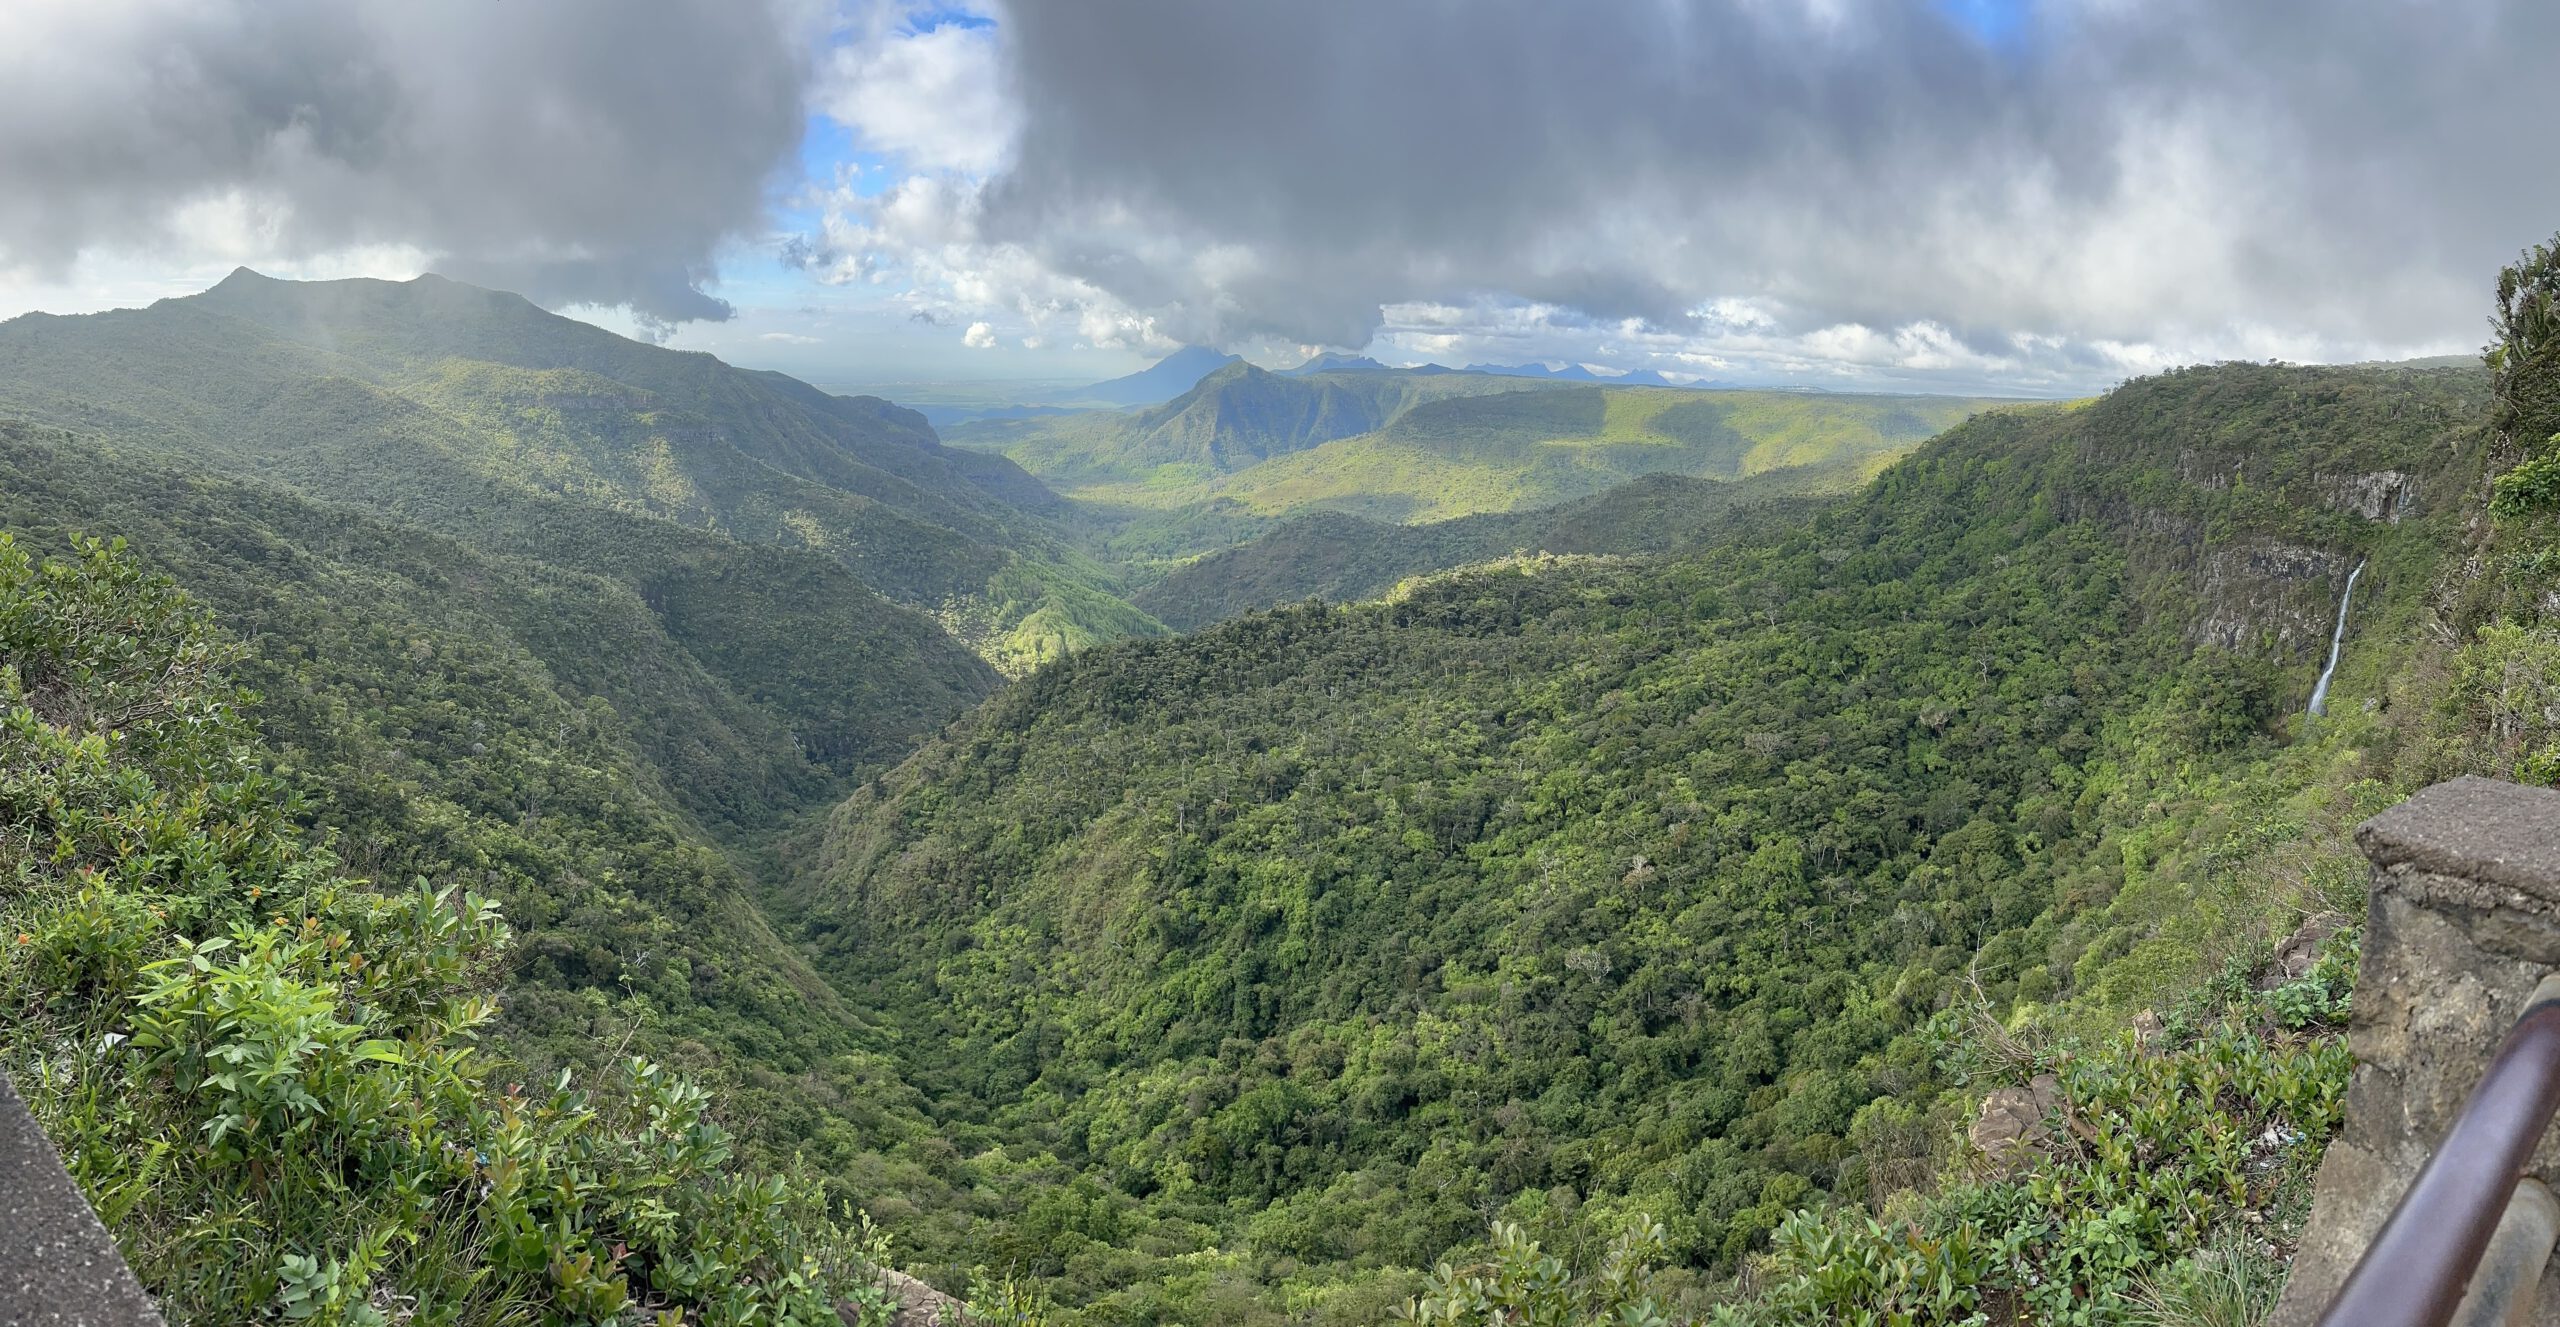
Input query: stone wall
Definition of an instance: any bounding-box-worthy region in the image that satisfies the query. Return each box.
[0,1073,162,1325]
[2273,776,2560,1326]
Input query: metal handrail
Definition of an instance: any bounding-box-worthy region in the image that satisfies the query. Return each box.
[2319,974,2560,1327]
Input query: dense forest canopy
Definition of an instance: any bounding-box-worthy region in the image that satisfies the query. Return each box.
[784,361,2504,1320]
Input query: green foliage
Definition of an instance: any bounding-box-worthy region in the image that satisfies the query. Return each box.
[0,426,895,1061]
[2431,620,2560,786]
[789,362,2483,1318]
[2489,234,2560,516]
[0,533,890,1324]
[1133,468,1848,630]
[2127,1233,2285,1327]
[1739,1012,2346,1327]
[1399,1220,1678,1327]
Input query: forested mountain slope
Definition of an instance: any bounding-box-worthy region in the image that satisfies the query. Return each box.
[0,270,1159,671]
[0,526,954,1322]
[0,419,955,1043]
[1133,461,1866,630]
[10,259,2553,1326]
[787,362,2497,1320]
[0,413,1040,1319]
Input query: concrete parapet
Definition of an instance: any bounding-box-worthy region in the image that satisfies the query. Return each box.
[2274,777,2560,1326]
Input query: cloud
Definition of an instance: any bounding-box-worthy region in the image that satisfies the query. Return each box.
[962,320,997,348]
[0,0,814,325]
[789,170,1182,356]
[759,331,821,344]
[814,9,1014,174]
[850,0,2551,387]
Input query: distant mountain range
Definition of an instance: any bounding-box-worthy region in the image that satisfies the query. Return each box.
[925,347,1707,424]
[1280,352,1421,376]
[948,357,2003,545]
[1464,360,1693,386]
[957,361,1549,487]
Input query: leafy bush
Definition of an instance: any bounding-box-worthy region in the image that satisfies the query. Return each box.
[1398,1219,1680,1327]
[0,534,888,1325]
[1730,1012,2347,1327]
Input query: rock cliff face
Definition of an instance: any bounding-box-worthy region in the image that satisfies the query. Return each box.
[2318,468,2421,523]
[2193,540,2357,655]
[2062,370,2484,671]
[866,1269,966,1326]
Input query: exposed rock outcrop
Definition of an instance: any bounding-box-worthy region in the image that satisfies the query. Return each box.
[873,1269,967,1327]
[2258,912,2345,990]
[1970,1072,2065,1176]
[2193,540,2355,655]
[2316,469,2420,523]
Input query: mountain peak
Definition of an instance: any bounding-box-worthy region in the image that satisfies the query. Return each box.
[1077,346,1244,407]
[1197,359,1270,385]
[1283,352,1392,376]
[209,266,276,291]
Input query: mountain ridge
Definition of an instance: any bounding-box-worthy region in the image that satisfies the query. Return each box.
[0,268,1165,673]
[1077,344,1244,406]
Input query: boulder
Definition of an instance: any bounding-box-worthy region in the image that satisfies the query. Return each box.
[841,1270,966,1327]
[1970,1072,2064,1175]
[2258,912,2345,990]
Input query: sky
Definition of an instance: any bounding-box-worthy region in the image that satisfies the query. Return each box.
[1,1,2554,398]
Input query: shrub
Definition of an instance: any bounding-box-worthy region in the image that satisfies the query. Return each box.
[0,533,888,1325]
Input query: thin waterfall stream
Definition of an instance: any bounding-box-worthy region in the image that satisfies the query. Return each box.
[2307,559,2366,717]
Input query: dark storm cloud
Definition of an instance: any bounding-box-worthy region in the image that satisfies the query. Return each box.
[979,0,2560,353]
[0,1,811,324]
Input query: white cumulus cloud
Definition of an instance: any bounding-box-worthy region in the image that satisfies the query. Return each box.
[814,8,1015,175]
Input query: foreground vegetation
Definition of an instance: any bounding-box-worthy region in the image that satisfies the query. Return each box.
[0,535,895,1325]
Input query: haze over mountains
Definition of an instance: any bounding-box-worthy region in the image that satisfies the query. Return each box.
[0,268,1162,675]
[936,346,1715,424]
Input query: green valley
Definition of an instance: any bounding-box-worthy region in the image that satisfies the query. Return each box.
[955,369,1999,535]
[781,359,2511,1321]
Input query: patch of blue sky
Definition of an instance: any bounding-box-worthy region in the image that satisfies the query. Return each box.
[772,115,893,238]
[900,6,993,34]
[1935,0,2030,50]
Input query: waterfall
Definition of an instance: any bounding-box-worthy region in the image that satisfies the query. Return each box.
[2306,560,2365,717]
